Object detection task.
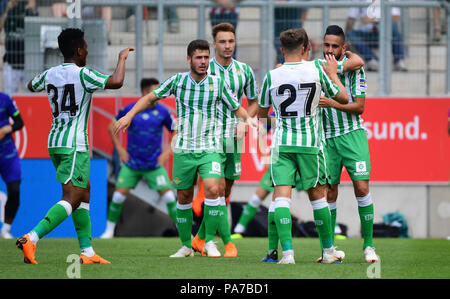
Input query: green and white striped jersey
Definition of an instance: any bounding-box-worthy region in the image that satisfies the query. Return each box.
[152,72,240,152]
[208,58,258,138]
[31,63,109,153]
[322,56,367,139]
[259,60,340,154]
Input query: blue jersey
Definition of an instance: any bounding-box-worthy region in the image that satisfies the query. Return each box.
[0,92,20,160]
[116,102,175,171]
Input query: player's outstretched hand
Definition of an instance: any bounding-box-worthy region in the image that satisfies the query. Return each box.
[119,48,135,61]
[322,54,338,77]
[113,115,131,135]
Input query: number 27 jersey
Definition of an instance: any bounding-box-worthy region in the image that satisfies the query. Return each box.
[259,60,340,154]
[30,63,109,153]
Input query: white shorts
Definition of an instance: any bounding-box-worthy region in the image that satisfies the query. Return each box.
[2,62,24,95]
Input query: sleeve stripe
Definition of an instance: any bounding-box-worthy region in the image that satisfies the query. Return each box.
[83,72,106,88]
[79,68,94,93]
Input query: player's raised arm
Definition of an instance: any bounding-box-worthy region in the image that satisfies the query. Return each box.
[113,91,158,135]
[321,54,349,104]
[341,51,364,72]
[105,47,134,89]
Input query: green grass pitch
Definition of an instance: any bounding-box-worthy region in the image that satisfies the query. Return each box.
[1,237,449,279]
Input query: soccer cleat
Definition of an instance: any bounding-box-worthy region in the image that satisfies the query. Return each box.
[317,246,345,264]
[230,233,243,240]
[224,242,238,257]
[191,234,205,256]
[203,241,221,258]
[80,253,111,264]
[321,246,345,264]
[170,246,194,258]
[99,230,114,239]
[364,246,379,263]
[1,230,13,239]
[277,252,295,264]
[16,234,38,264]
[261,249,278,263]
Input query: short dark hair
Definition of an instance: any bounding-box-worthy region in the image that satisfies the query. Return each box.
[141,78,159,91]
[187,39,210,57]
[58,28,85,59]
[324,25,346,43]
[212,22,235,40]
[280,28,309,54]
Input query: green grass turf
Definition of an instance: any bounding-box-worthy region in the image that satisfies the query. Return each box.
[0,237,449,279]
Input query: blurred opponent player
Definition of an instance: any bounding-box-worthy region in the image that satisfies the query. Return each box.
[318,25,378,263]
[113,39,256,258]
[16,28,133,264]
[0,92,24,238]
[258,28,349,264]
[191,22,259,257]
[100,78,177,238]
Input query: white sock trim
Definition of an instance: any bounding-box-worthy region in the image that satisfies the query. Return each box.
[356,193,373,207]
[274,197,291,209]
[328,201,337,211]
[204,198,220,207]
[176,202,192,210]
[112,191,126,204]
[57,200,73,216]
[218,196,226,206]
[269,201,276,213]
[310,197,328,210]
[160,190,176,204]
[249,194,262,208]
[77,202,90,210]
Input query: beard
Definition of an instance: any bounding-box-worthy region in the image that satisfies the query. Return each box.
[323,52,342,61]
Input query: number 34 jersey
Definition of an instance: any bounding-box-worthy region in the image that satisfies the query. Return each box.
[259,60,340,154]
[30,63,110,153]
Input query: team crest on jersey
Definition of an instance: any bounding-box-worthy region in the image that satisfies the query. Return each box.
[141,113,150,120]
[174,177,182,185]
[152,110,159,116]
[209,83,214,91]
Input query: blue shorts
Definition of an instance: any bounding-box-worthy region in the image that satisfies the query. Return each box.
[0,154,21,183]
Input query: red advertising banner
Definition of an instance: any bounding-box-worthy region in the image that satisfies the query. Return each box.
[11,96,450,184]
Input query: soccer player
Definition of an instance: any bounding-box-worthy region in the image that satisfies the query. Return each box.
[318,25,378,263]
[100,78,177,239]
[258,28,349,264]
[16,28,133,264]
[113,39,256,258]
[190,22,259,257]
[0,92,24,238]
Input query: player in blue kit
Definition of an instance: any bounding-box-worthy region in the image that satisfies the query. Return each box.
[100,78,178,238]
[0,92,24,239]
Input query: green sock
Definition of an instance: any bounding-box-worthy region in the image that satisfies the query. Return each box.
[274,198,292,251]
[107,201,123,223]
[330,206,337,244]
[175,204,193,248]
[32,201,71,238]
[203,199,221,243]
[238,203,258,228]
[197,219,206,239]
[267,207,279,251]
[358,203,374,249]
[166,200,177,224]
[312,199,334,250]
[72,204,92,251]
[218,200,233,245]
